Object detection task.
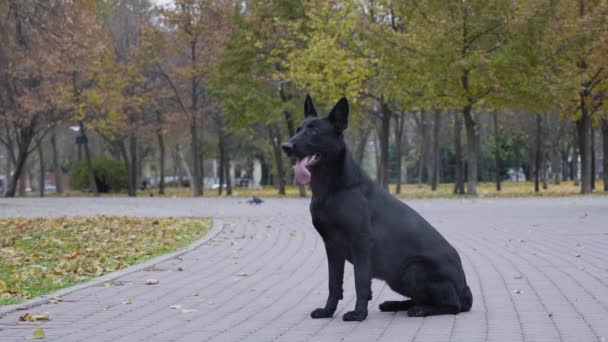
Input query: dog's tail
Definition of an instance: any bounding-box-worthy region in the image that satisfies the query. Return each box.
[460,285,473,312]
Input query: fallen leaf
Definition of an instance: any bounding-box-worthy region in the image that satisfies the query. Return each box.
[19,313,32,321]
[30,315,50,321]
[575,254,581,258]
[169,304,183,310]
[177,267,184,271]
[48,297,63,304]
[289,231,296,237]
[513,289,524,294]
[122,299,132,305]
[576,242,582,247]
[179,309,197,313]
[237,272,248,277]
[191,292,199,297]
[145,279,159,285]
[28,328,45,339]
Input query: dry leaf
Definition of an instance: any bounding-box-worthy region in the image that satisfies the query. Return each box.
[237,272,248,277]
[19,313,32,321]
[169,304,183,310]
[122,299,132,305]
[513,289,524,294]
[179,308,197,313]
[145,279,159,285]
[28,327,45,339]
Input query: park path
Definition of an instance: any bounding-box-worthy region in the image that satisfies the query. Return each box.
[1,196,608,341]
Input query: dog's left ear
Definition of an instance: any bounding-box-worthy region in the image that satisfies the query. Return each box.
[304,94,318,118]
[328,97,349,133]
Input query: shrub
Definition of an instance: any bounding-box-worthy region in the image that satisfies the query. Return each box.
[70,156,128,193]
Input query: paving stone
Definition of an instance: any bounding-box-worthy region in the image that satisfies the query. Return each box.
[1,196,607,341]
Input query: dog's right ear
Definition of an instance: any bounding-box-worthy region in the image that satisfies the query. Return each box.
[304,94,318,118]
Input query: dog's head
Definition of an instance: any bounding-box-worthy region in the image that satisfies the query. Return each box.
[281,95,349,185]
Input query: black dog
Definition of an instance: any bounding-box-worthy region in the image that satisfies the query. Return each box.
[281,95,472,322]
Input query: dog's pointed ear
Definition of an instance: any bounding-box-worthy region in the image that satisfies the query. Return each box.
[304,94,318,118]
[328,97,349,133]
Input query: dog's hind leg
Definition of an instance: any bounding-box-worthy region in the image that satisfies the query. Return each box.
[407,304,460,317]
[407,281,461,317]
[379,300,415,312]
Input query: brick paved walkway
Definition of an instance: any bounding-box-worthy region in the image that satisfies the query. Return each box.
[0,197,607,341]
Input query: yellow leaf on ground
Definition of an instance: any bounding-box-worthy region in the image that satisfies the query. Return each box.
[29,327,45,339]
[145,279,159,285]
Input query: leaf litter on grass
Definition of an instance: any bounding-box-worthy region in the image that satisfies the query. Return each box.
[0,216,210,305]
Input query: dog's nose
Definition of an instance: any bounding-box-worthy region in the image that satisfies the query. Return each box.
[281,141,294,154]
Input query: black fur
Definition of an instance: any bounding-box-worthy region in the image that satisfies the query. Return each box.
[281,95,472,322]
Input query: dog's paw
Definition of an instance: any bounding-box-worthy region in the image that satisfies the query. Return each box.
[379,301,401,312]
[342,310,367,322]
[310,308,334,319]
[407,306,430,317]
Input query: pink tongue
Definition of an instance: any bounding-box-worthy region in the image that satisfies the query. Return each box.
[295,156,312,185]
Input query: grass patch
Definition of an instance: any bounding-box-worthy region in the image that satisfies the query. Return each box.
[136,180,606,198]
[0,216,211,305]
[39,180,606,198]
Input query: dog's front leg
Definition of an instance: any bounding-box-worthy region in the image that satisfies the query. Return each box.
[343,234,371,322]
[311,241,345,319]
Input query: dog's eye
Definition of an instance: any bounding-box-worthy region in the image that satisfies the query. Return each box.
[307,130,318,136]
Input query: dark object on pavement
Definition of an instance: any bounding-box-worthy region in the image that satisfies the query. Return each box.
[247,196,263,205]
[281,95,472,322]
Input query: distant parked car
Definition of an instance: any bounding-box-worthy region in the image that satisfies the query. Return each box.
[236,178,250,187]
[210,183,227,190]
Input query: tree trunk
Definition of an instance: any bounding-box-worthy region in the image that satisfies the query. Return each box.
[492,112,502,191]
[453,112,465,194]
[190,117,202,197]
[128,133,137,197]
[78,121,98,197]
[417,111,427,188]
[576,93,592,193]
[156,112,165,195]
[534,114,541,192]
[218,129,225,196]
[602,119,608,191]
[226,157,233,196]
[37,142,45,197]
[283,109,307,197]
[552,144,561,185]
[394,112,406,194]
[463,105,477,195]
[374,135,381,182]
[3,128,15,196]
[5,147,28,198]
[355,126,372,165]
[157,132,165,195]
[562,144,570,181]
[573,146,580,186]
[591,127,595,190]
[50,127,62,194]
[431,110,441,191]
[379,100,391,190]
[268,126,286,195]
[177,147,195,193]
